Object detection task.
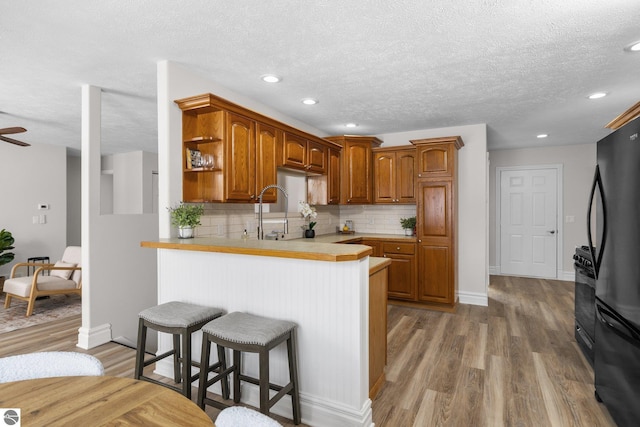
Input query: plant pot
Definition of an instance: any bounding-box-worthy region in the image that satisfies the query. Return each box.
[178,226,194,239]
[404,228,414,236]
[304,229,316,238]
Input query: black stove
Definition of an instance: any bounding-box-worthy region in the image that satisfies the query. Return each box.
[574,245,596,366]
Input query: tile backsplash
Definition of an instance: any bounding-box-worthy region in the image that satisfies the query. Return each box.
[195,203,417,239]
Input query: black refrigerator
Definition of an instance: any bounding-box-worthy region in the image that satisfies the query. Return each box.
[588,117,640,427]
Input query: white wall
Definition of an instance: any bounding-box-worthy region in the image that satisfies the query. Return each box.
[78,85,158,350]
[67,154,82,246]
[376,124,489,305]
[109,151,159,214]
[0,142,67,277]
[488,143,596,278]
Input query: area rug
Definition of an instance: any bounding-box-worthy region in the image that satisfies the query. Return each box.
[0,294,81,334]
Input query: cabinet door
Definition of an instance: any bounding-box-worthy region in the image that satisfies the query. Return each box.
[416,180,455,304]
[383,242,416,300]
[417,143,454,178]
[385,253,416,300]
[283,133,307,170]
[328,147,341,204]
[256,122,279,203]
[396,150,416,203]
[373,152,396,203]
[343,142,373,204]
[225,113,256,202]
[307,140,327,174]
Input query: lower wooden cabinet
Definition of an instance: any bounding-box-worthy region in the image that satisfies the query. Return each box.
[382,242,417,301]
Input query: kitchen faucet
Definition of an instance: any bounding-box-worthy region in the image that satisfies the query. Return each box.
[257,184,288,240]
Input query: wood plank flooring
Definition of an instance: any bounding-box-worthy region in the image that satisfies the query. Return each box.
[0,275,616,426]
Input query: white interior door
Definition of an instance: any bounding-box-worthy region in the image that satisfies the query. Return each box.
[500,168,557,278]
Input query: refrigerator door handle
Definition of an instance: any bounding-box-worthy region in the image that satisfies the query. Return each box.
[596,302,640,347]
[587,165,606,278]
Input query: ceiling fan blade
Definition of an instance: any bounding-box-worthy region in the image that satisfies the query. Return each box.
[0,135,30,147]
[0,127,27,135]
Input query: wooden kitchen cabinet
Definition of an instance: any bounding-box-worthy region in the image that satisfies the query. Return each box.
[372,147,416,204]
[327,146,341,204]
[326,135,381,204]
[411,136,463,308]
[382,242,417,301]
[176,93,340,204]
[283,132,327,174]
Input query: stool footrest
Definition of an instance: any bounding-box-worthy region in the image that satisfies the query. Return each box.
[143,349,176,367]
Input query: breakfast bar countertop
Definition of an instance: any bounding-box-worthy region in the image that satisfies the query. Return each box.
[141,232,415,262]
[141,236,373,262]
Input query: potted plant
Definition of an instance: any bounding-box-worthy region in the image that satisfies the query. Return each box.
[0,229,15,291]
[168,202,204,239]
[299,201,318,238]
[400,217,416,236]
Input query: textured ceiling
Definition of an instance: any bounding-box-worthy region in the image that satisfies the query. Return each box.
[2,0,640,155]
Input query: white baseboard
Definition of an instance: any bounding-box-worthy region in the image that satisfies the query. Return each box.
[489,266,575,282]
[458,291,488,306]
[155,360,374,427]
[77,323,112,350]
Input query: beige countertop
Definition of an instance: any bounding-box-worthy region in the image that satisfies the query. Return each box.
[141,232,413,263]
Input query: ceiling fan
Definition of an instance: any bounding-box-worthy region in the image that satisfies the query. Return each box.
[0,127,30,147]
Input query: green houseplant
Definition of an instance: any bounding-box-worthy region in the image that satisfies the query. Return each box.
[168,202,204,239]
[400,217,416,236]
[0,229,15,290]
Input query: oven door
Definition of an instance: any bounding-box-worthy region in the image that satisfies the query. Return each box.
[575,265,596,365]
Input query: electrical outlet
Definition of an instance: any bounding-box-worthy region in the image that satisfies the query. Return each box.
[369,218,374,225]
[39,214,46,224]
[217,224,225,235]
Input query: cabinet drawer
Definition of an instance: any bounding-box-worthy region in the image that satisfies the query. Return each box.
[382,242,415,255]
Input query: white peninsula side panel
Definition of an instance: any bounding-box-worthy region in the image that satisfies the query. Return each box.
[155,248,372,427]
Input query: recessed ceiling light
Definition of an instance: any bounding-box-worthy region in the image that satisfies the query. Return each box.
[588,92,607,99]
[301,98,318,105]
[260,74,281,83]
[624,41,640,52]
[345,123,358,128]
[537,134,548,139]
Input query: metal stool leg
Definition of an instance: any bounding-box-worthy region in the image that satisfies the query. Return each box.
[287,331,301,425]
[134,319,147,380]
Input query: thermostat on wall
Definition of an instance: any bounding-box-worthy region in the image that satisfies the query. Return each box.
[37,203,49,210]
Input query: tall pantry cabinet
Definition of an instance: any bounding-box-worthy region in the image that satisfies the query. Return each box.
[411,136,464,308]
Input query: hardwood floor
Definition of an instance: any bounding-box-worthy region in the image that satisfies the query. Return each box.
[0,275,616,426]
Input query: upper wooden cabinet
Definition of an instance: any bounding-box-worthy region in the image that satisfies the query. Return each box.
[175,93,339,203]
[413,136,463,179]
[372,147,416,204]
[283,133,327,174]
[326,136,381,204]
[327,146,341,204]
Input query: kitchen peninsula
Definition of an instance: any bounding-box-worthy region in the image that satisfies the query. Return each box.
[141,236,389,427]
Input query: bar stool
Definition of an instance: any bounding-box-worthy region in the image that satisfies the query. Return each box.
[135,301,225,399]
[198,312,301,425]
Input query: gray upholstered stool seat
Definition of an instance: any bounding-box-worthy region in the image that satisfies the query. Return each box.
[135,301,224,399]
[198,312,301,425]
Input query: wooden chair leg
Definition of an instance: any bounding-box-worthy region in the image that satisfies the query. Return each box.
[217,345,229,400]
[288,332,301,425]
[173,333,182,384]
[197,333,212,409]
[26,297,36,317]
[182,331,192,399]
[233,350,241,403]
[134,319,147,380]
[259,349,270,416]
[4,295,11,308]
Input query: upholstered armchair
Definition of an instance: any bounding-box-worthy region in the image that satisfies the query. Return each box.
[3,246,82,317]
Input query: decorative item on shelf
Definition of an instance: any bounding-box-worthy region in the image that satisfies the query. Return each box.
[0,229,15,291]
[299,200,317,238]
[168,202,204,239]
[400,216,416,236]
